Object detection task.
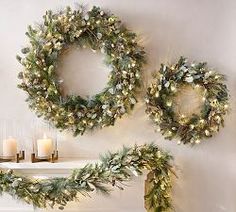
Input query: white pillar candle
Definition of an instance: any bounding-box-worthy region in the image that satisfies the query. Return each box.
[37,134,53,158]
[3,137,17,157]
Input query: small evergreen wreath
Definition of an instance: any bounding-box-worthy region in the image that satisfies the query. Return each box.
[146,57,229,145]
[17,6,145,135]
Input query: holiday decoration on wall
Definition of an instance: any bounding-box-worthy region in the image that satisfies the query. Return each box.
[0,143,173,212]
[17,6,145,136]
[145,57,229,145]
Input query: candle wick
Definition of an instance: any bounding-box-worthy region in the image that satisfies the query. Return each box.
[43,133,47,139]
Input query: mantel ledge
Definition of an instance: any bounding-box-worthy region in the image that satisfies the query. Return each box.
[0,158,99,171]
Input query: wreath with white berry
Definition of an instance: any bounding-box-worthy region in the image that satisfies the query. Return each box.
[17,6,145,136]
[145,57,229,145]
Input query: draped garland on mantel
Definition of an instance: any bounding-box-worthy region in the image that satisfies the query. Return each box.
[0,143,173,212]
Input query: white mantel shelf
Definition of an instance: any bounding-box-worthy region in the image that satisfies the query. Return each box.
[0,158,99,170]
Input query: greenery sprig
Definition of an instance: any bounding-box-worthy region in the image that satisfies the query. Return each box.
[146,57,229,145]
[0,143,173,211]
[17,6,145,136]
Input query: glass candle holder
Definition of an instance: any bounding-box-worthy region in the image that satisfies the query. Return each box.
[32,120,58,160]
[0,120,25,162]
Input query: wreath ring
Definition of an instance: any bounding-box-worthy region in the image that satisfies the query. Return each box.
[145,57,229,145]
[17,6,145,135]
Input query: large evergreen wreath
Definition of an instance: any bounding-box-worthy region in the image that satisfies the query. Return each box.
[0,143,173,211]
[17,6,145,135]
[146,57,229,145]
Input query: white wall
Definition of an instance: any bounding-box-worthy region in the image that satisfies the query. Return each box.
[0,0,236,211]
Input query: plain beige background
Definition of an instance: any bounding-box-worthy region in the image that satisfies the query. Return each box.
[0,0,236,211]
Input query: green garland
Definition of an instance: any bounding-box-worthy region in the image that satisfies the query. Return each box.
[17,6,145,136]
[0,143,173,211]
[146,57,229,145]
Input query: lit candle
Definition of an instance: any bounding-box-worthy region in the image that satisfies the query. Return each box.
[3,137,17,157]
[37,134,53,158]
